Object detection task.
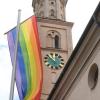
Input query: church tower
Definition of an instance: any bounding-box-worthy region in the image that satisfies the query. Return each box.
[32,0,73,99]
[32,0,67,20]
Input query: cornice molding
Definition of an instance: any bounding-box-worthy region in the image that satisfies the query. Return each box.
[41,47,68,53]
[37,18,73,27]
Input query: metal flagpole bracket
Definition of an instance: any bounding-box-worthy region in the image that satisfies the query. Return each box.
[9,9,21,100]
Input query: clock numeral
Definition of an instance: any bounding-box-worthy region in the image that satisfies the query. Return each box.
[51,66,53,69]
[59,65,63,68]
[48,65,51,68]
[47,64,50,66]
[44,57,48,60]
[61,59,64,61]
[44,60,47,63]
[61,62,64,65]
[55,53,58,56]
[45,62,48,65]
[50,53,53,56]
[58,55,62,58]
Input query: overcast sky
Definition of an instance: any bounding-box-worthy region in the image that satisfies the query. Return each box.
[0,0,99,100]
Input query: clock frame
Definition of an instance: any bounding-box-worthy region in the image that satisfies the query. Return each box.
[44,53,64,69]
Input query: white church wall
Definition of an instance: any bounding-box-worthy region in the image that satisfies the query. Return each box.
[66,50,100,100]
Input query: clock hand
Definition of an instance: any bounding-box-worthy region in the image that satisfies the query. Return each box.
[48,55,55,61]
[53,53,55,61]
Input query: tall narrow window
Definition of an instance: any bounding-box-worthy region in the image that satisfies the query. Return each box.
[88,63,99,90]
[55,35,59,48]
[47,34,53,47]
[50,9,55,17]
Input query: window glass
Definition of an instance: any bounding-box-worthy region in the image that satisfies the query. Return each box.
[55,35,59,48]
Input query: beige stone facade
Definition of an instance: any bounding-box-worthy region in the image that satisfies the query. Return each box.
[48,2,100,100]
[37,19,73,99]
[32,0,73,99]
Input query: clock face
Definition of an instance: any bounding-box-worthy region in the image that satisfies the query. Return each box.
[44,53,64,69]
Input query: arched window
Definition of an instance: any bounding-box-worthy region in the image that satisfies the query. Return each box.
[88,63,99,90]
[46,30,61,48]
[50,9,55,17]
[55,35,59,48]
[47,34,53,48]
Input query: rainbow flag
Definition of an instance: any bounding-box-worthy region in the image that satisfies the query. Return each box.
[7,16,43,100]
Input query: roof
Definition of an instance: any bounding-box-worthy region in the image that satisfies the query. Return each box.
[48,2,100,99]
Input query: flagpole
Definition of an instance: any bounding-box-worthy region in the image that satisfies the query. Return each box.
[9,9,21,100]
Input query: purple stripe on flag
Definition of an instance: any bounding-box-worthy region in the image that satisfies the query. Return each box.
[7,32,23,100]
